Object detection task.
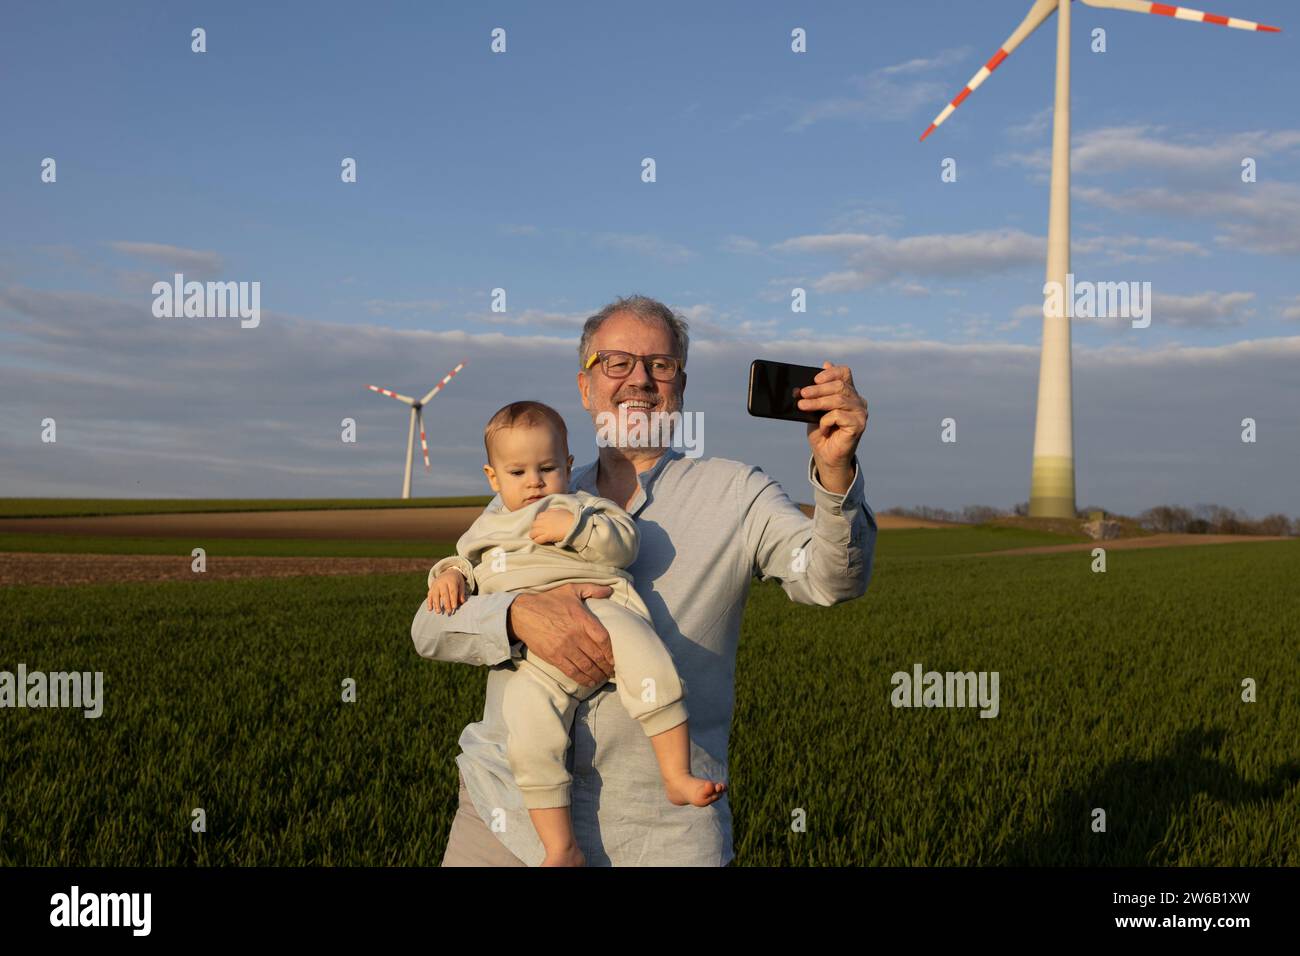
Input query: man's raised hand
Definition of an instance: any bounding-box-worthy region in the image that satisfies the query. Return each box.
[797,360,868,493]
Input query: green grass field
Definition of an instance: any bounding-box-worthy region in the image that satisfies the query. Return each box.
[0,496,493,519]
[2,538,1296,866]
[0,525,1083,559]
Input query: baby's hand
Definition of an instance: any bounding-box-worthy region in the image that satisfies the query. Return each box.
[428,568,468,614]
[529,507,575,545]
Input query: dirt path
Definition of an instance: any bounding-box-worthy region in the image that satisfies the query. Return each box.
[0,508,488,541]
[974,533,1292,557]
[0,506,953,541]
[0,552,431,587]
[796,506,955,528]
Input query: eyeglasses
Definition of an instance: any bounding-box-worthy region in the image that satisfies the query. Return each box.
[584,350,682,381]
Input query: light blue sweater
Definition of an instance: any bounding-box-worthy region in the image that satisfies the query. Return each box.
[410,447,877,865]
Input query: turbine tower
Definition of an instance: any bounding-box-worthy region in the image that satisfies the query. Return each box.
[920,0,1279,518]
[366,362,466,499]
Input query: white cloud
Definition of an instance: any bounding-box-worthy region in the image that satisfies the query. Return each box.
[3,283,1298,515]
[1075,182,1300,255]
[362,299,445,316]
[1006,106,1053,140]
[593,233,693,264]
[1017,291,1255,330]
[1282,295,1300,321]
[722,236,762,254]
[1153,291,1255,328]
[1072,234,1208,262]
[674,303,715,323]
[876,50,970,77]
[479,309,590,330]
[1006,126,1300,176]
[772,229,1042,290]
[846,321,924,339]
[826,205,905,233]
[106,241,224,276]
[671,303,779,342]
[955,315,1005,339]
[997,126,1300,255]
[788,47,970,131]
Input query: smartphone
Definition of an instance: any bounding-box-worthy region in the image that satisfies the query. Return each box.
[747,359,824,424]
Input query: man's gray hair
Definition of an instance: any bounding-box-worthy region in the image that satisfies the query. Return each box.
[578,295,690,370]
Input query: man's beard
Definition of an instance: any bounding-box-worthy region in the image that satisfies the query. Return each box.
[596,390,682,451]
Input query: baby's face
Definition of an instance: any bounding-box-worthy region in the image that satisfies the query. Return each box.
[484,425,574,511]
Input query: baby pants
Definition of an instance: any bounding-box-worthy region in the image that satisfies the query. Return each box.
[502,597,688,810]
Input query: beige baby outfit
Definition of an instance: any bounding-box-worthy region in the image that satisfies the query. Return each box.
[429,490,689,809]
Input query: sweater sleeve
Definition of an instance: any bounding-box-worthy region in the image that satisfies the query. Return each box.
[555,494,640,568]
[741,454,877,607]
[410,592,519,668]
[409,504,517,668]
[428,555,477,592]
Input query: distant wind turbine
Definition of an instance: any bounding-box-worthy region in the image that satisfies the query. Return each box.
[366,362,466,499]
[920,0,1279,518]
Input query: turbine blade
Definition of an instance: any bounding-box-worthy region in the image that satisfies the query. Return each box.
[419,361,466,406]
[419,409,430,470]
[365,384,416,405]
[920,0,1059,141]
[1080,0,1279,32]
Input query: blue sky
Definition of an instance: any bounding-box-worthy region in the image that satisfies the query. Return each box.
[2,1,1297,515]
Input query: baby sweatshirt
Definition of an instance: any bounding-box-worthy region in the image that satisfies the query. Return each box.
[428,491,654,622]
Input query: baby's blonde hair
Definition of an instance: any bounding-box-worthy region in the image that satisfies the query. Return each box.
[484,401,570,465]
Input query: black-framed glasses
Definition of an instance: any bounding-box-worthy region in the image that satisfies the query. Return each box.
[584,350,682,381]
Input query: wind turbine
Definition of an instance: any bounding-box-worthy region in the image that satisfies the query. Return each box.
[365,362,466,499]
[920,0,1279,518]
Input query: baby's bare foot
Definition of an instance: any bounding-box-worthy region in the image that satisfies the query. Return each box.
[665,774,728,808]
[540,843,586,867]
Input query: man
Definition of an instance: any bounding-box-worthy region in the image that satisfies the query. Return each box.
[411,294,877,865]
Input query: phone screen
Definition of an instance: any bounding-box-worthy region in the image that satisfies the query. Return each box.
[748,360,824,424]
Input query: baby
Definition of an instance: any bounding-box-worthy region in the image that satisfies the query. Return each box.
[427,400,726,866]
